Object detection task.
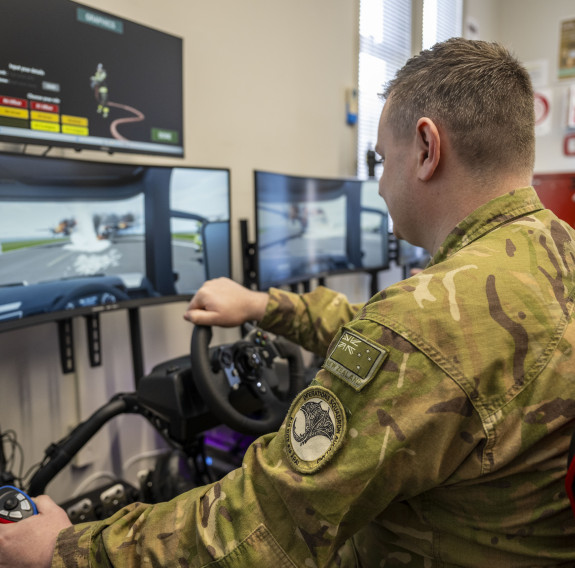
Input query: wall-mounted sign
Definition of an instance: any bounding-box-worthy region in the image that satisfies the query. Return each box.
[565,133,575,156]
[534,90,552,136]
[525,59,549,88]
[559,18,575,79]
[568,85,575,129]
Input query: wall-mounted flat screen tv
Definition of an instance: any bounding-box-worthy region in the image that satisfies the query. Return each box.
[254,171,389,290]
[0,0,183,157]
[0,152,230,332]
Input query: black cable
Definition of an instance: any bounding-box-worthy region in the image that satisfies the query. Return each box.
[0,429,24,486]
[0,429,7,474]
[20,461,44,489]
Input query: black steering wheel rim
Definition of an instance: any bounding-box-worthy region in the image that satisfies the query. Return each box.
[190,325,306,436]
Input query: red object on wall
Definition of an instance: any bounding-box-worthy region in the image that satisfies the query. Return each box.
[565,133,575,156]
[532,172,575,227]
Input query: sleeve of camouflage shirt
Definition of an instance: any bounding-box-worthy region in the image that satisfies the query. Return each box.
[258,286,365,356]
[52,315,483,566]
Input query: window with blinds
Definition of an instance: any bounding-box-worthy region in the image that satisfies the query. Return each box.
[423,0,463,49]
[357,0,462,179]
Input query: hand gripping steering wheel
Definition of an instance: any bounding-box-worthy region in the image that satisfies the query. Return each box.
[191,324,306,436]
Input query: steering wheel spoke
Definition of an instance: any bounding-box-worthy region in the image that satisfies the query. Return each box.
[191,325,306,436]
[212,345,242,390]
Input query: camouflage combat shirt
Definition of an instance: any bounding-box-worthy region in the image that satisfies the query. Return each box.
[53,186,575,567]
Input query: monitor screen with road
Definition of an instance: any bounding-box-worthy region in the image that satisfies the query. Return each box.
[254,171,389,290]
[0,152,230,331]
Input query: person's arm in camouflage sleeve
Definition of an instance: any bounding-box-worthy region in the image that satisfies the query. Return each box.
[184,277,362,357]
[259,286,363,356]
[47,318,483,567]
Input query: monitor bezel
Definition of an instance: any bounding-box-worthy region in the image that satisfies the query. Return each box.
[0,151,231,334]
[253,169,390,291]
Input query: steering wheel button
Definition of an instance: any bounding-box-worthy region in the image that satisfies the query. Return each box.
[20,501,31,511]
[0,510,8,517]
[9,510,23,519]
[16,493,25,501]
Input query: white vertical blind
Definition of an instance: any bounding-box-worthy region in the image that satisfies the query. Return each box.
[357,0,462,179]
[357,0,411,180]
[422,0,463,49]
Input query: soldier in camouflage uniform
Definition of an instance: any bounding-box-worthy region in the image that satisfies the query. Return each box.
[2,37,575,567]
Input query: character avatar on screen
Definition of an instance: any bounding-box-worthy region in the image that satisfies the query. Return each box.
[90,63,109,119]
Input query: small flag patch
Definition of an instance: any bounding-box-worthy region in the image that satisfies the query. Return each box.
[323,328,388,391]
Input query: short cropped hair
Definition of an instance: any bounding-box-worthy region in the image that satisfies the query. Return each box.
[382,38,535,177]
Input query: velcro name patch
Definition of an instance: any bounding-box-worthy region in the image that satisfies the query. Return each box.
[285,386,346,474]
[323,328,388,391]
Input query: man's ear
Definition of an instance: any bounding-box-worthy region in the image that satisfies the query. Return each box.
[416,117,440,181]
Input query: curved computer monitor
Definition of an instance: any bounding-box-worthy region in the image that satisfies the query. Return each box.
[254,171,389,290]
[0,152,230,332]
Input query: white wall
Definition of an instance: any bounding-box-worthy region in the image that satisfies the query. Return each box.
[463,0,500,41]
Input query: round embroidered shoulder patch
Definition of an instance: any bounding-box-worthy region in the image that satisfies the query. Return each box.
[284,385,346,474]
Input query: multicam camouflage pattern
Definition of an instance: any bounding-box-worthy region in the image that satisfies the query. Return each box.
[53,186,575,567]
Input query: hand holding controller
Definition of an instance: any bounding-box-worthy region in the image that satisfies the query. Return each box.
[0,485,38,523]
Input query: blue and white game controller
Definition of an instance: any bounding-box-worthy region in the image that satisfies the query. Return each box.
[0,485,37,523]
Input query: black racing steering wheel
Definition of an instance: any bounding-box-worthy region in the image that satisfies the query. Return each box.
[190,324,306,436]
